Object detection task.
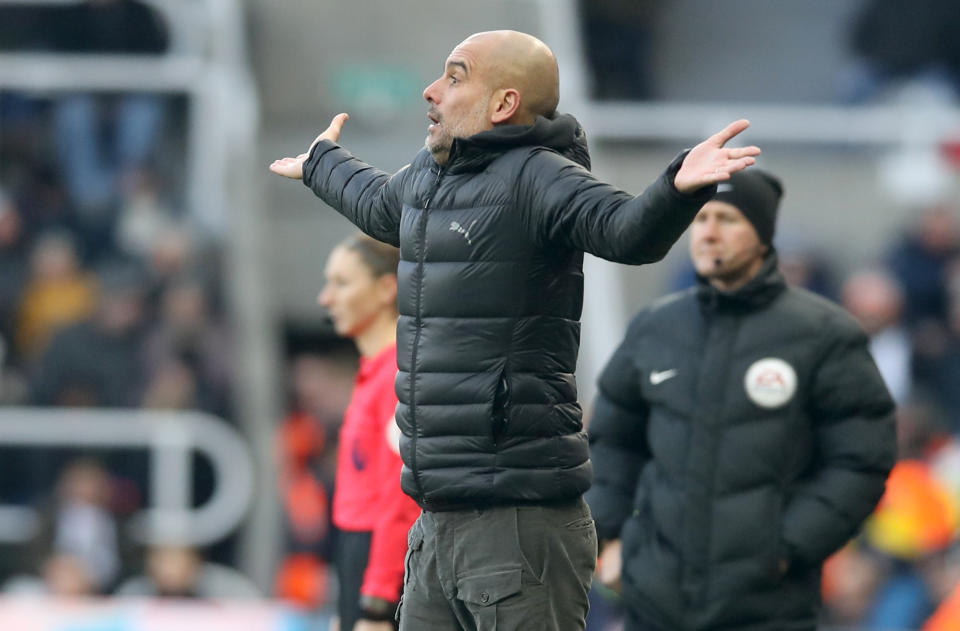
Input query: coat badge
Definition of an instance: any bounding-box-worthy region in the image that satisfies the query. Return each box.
[744,358,797,408]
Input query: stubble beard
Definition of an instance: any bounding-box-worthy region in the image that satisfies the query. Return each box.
[425,99,491,166]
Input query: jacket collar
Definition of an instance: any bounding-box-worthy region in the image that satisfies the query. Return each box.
[439,112,591,174]
[696,252,786,314]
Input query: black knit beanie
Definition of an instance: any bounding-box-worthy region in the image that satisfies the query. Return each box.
[712,169,783,247]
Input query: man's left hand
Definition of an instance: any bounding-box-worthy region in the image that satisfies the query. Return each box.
[674,119,761,193]
[354,621,395,631]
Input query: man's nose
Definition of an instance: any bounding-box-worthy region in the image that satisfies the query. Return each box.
[423,78,441,103]
[700,220,720,240]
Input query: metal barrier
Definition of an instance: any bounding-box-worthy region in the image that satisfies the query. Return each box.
[0,408,254,546]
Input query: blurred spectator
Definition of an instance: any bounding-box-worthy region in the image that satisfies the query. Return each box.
[143,225,216,314]
[0,191,29,371]
[925,546,960,630]
[776,232,838,300]
[141,357,201,411]
[578,0,659,100]
[21,459,122,594]
[821,544,891,627]
[15,232,97,362]
[912,260,960,429]
[275,402,332,610]
[842,268,913,404]
[885,204,959,328]
[6,164,77,246]
[273,352,356,611]
[115,543,259,599]
[142,277,231,416]
[116,169,178,260]
[31,265,147,407]
[45,0,169,256]
[3,553,99,598]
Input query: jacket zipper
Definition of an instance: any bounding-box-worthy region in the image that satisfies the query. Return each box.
[408,164,445,504]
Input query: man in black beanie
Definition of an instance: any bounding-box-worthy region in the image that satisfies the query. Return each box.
[586,169,896,630]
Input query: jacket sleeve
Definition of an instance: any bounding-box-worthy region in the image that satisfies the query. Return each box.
[301,139,406,246]
[781,318,897,567]
[585,317,651,541]
[516,150,715,264]
[360,415,421,603]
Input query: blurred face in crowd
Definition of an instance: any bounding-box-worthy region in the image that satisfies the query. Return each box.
[318,246,395,340]
[148,545,201,597]
[842,271,904,335]
[42,554,96,597]
[58,460,110,507]
[32,235,80,282]
[690,201,768,291]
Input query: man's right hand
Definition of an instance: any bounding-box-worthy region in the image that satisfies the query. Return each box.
[269,113,350,180]
[596,538,623,594]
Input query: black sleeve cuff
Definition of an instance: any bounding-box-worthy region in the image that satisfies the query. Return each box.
[359,594,399,622]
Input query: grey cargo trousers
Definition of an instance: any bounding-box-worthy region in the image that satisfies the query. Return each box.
[397,497,597,631]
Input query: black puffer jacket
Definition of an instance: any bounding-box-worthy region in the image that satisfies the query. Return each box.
[303,114,714,510]
[586,255,896,630]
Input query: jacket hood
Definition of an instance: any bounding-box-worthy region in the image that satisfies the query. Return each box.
[446,112,591,173]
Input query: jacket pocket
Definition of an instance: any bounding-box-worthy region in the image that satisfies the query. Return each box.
[403,519,425,591]
[491,371,511,443]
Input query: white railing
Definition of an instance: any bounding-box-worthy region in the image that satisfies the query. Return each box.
[0,408,253,546]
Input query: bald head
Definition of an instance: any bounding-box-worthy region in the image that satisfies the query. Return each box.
[454,30,559,123]
[423,30,561,164]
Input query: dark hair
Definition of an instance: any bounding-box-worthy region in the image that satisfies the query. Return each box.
[340,233,399,278]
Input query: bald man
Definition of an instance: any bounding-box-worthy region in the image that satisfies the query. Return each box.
[272,31,760,631]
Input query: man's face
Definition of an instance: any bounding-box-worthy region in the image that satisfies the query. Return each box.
[422,38,495,165]
[690,201,767,289]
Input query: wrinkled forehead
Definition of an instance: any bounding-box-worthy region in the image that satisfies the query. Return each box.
[446,35,498,76]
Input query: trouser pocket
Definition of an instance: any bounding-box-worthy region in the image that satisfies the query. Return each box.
[457,568,523,631]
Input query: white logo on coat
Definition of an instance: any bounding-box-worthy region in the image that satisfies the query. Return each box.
[744,358,797,408]
[449,220,478,246]
[649,369,678,385]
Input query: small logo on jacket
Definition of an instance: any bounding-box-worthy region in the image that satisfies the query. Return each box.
[649,369,678,385]
[449,220,478,246]
[744,358,797,408]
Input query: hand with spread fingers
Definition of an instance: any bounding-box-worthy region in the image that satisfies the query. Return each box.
[269,113,350,180]
[674,119,761,193]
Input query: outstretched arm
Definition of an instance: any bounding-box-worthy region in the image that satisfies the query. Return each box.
[269,113,350,179]
[520,119,760,264]
[270,113,404,245]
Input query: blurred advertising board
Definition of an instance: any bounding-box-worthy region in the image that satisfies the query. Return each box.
[0,597,310,631]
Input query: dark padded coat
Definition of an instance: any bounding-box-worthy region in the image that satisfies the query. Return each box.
[586,255,897,631]
[303,114,714,511]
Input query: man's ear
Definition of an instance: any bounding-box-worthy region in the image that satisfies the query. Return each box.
[490,88,522,124]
